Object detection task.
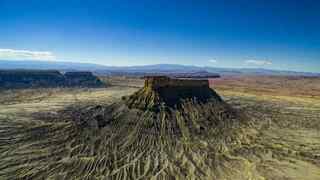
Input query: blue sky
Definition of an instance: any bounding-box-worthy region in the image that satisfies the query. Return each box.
[0,0,319,72]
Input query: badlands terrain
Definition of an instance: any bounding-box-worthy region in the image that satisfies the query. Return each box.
[0,75,319,180]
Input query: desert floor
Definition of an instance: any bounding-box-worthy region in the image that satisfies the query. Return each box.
[0,76,319,179]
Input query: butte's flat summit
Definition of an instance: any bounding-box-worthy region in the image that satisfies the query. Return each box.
[125,76,223,110]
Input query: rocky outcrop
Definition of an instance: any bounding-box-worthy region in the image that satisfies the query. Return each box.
[0,70,105,89]
[64,72,104,87]
[143,76,210,88]
[124,76,222,110]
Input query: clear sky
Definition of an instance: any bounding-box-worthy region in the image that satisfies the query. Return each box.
[0,0,319,72]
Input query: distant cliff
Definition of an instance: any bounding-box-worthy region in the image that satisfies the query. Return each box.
[63,72,105,87]
[0,70,105,89]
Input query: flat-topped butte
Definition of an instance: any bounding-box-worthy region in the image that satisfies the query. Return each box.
[125,76,222,110]
[0,70,105,88]
[144,76,209,89]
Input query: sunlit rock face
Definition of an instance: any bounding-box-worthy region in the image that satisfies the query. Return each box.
[124,76,223,110]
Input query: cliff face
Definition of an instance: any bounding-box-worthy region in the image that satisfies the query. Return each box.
[0,70,105,88]
[64,72,104,87]
[144,76,210,89]
[125,76,222,110]
[0,70,65,88]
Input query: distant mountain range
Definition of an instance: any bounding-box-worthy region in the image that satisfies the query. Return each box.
[0,60,319,77]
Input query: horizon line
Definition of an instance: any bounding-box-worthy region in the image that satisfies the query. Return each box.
[0,59,319,74]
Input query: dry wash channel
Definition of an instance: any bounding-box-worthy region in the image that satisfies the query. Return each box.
[0,76,257,179]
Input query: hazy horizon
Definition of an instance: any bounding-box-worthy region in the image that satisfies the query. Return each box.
[1,0,319,73]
